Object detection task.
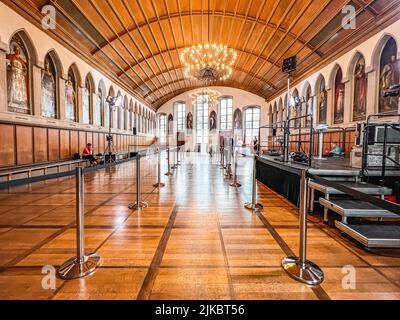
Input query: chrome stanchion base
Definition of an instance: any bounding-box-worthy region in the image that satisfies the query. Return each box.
[58,253,101,280]
[128,201,149,210]
[281,256,324,286]
[153,182,165,188]
[244,202,263,210]
[230,182,242,187]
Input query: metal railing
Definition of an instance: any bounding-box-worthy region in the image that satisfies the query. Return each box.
[362,114,400,185]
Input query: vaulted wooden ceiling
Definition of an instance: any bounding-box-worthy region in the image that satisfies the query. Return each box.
[5,0,400,110]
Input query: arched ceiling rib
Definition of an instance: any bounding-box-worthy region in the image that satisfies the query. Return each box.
[4,0,400,110]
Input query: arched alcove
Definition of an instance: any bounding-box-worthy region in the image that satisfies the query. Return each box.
[7,29,38,115]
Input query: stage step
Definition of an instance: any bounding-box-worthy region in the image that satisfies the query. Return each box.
[309,180,392,196]
[335,221,400,248]
[319,198,399,223]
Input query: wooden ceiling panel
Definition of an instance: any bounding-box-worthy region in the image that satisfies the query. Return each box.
[5,0,399,109]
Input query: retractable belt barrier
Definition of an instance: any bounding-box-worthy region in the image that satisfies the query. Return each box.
[0,155,144,191]
[308,173,400,216]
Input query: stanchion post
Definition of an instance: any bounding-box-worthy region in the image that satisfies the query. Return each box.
[58,166,101,280]
[281,169,324,285]
[176,146,181,166]
[230,148,241,187]
[171,147,177,169]
[165,147,173,176]
[153,148,165,188]
[224,147,233,177]
[128,155,148,210]
[220,147,225,169]
[244,156,263,210]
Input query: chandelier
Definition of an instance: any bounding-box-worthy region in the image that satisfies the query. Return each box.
[190,88,221,107]
[180,0,237,82]
[181,44,237,82]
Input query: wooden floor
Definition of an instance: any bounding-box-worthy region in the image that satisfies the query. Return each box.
[0,152,399,300]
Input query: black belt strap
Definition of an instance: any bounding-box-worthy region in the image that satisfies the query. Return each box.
[308,172,400,216]
[0,169,75,190]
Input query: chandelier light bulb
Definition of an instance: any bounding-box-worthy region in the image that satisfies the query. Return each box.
[180,43,237,82]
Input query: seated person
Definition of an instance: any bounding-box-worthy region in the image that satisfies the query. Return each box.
[327,144,343,158]
[82,143,97,166]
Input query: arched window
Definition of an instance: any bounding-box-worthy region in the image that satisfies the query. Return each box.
[245,107,260,145]
[7,32,35,114]
[353,55,367,121]
[196,95,209,144]
[379,37,399,114]
[66,66,78,122]
[41,53,58,118]
[333,67,345,124]
[158,114,167,143]
[316,76,327,124]
[82,76,92,124]
[220,96,233,130]
[174,102,185,131]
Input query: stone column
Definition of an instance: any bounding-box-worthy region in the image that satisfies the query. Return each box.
[77,85,83,123]
[58,75,66,121]
[0,40,8,114]
[366,67,377,117]
[326,87,333,125]
[310,95,317,127]
[32,62,43,116]
[90,92,95,125]
[343,79,352,124]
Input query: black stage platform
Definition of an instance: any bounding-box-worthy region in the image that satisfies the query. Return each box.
[256,155,399,205]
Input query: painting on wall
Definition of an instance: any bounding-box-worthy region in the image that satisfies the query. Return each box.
[305,85,312,127]
[233,108,243,130]
[379,37,399,114]
[65,68,77,121]
[41,55,57,118]
[317,77,327,124]
[334,68,345,124]
[82,78,91,124]
[353,55,367,121]
[186,112,193,132]
[209,111,217,131]
[6,36,30,114]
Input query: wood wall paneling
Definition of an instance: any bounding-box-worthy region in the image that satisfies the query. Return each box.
[33,127,48,163]
[70,131,79,156]
[48,129,60,161]
[79,131,86,152]
[60,130,70,160]
[0,124,16,167]
[16,126,33,165]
